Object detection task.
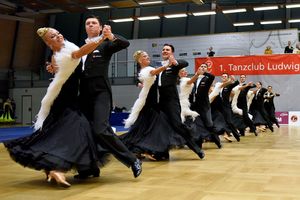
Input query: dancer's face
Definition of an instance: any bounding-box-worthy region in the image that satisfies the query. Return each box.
[199,64,208,73]
[221,73,228,82]
[138,52,150,67]
[85,17,102,38]
[179,68,188,78]
[162,45,173,60]
[267,86,272,92]
[43,28,64,51]
[256,82,262,88]
[240,75,246,83]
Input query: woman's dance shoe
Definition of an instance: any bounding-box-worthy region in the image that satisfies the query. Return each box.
[223,135,233,142]
[142,153,157,161]
[48,171,71,188]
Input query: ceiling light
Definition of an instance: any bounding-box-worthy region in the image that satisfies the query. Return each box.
[288,19,300,23]
[137,16,160,21]
[222,8,246,14]
[260,20,282,25]
[164,14,187,18]
[286,4,300,9]
[139,1,163,5]
[112,18,134,23]
[253,6,278,11]
[233,22,254,26]
[87,5,110,9]
[192,11,216,16]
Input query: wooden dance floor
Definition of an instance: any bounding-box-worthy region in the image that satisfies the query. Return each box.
[1,126,300,200]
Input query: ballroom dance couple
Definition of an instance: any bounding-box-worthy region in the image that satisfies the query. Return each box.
[4,15,142,188]
[121,44,205,161]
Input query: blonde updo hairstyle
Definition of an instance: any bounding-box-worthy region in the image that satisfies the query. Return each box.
[37,27,49,40]
[133,50,145,64]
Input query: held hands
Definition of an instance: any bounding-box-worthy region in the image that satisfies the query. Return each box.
[85,25,114,43]
[161,55,178,68]
[247,81,253,87]
[168,55,178,66]
[102,25,115,41]
[229,75,235,82]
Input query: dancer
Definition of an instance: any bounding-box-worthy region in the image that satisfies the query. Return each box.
[233,75,257,136]
[121,48,204,160]
[121,50,176,160]
[190,63,222,148]
[78,15,142,178]
[178,68,199,123]
[250,82,274,132]
[209,77,235,142]
[156,44,205,159]
[264,85,280,128]
[124,50,171,128]
[219,73,240,141]
[4,27,107,187]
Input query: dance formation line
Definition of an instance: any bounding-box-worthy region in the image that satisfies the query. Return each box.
[3,15,280,188]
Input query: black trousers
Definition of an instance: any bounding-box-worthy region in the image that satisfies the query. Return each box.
[198,107,221,144]
[198,107,214,128]
[258,106,273,129]
[241,105,256,132]
[222,105,240,136]
[81,90,136,167]
[159,87,203,155]
[265,104,279,126]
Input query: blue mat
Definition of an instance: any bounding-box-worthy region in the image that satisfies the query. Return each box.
[0,126,128,143]
[110,112,129,126]
[0,126,33,142]
[0,112,130,142]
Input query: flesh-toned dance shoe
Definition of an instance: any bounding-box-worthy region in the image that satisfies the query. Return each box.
[48,171,71,188]
[142,153,157,161]
[223,135,233,142]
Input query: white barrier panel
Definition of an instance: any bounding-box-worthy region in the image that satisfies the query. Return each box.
[288,111,300,126]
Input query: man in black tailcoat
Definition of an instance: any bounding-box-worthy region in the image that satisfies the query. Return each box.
[250,81,274,132]
[264,85,280,128]
[156,43,205,159]
[236,75,257,136]
[189,63,222,148]
[78,15,141,179]
[219,73,240,141]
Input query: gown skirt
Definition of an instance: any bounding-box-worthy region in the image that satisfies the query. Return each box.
[4,108,101,172]
[4,67,106,173]
[120,105,184,158]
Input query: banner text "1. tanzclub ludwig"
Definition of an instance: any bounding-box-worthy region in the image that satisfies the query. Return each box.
[195,54,300,75]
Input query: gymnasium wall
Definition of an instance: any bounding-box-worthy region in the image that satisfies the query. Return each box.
[9,28,300,123]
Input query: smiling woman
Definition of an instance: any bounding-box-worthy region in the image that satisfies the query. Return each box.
[3,27,107,188]
[35,27,105,130]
